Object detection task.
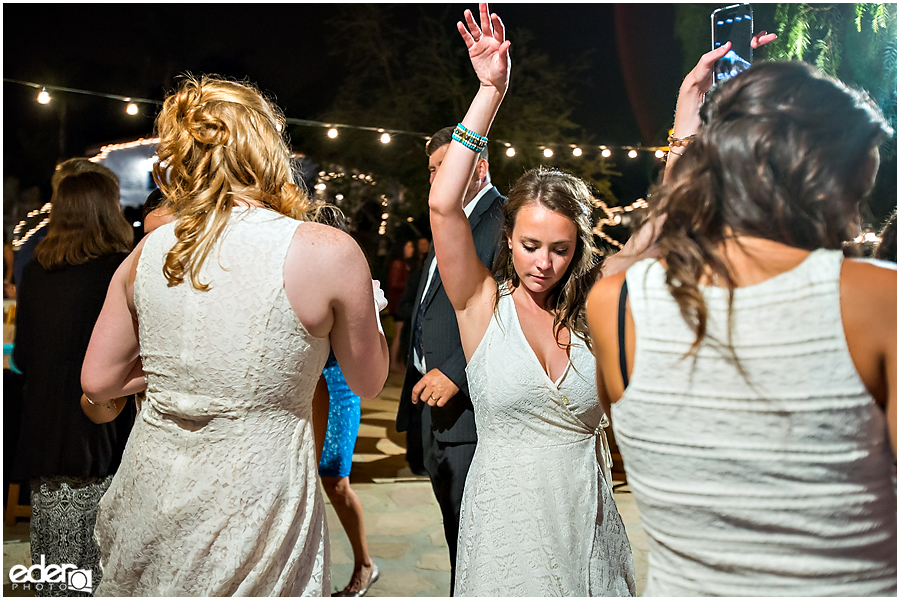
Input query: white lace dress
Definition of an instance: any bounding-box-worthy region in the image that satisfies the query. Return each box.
[615,251,897,596]
[455,286,636,596]
[94,207,331,596]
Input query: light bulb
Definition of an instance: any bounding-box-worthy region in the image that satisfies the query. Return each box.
[328,128,338,139]
[655,149,665,158]
[380,133,391,144]
[506,147,516,157]
[628,150,638,159]
[37,89,51,104]
[601,148,612,158]
[126,102,139,116]
[572,147,582,157]
[543,148,553,158]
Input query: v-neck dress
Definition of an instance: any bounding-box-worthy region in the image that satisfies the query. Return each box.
[454,285,636,596]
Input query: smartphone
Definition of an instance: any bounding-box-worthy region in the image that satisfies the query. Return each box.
[711,4,754,84]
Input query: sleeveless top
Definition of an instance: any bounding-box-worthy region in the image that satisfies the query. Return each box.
[455,285,635,596]
[614,249,897,596]
[94,206,331,596]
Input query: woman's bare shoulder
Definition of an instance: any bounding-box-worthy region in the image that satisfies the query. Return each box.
[840,257,896,334]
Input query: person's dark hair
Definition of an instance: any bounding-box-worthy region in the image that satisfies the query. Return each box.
[51,158,119,193]
[34,172,134,270]
[491,166,598,351]
[427,126,489,163]
[651,61,892,355]
[874,210,897,262]
[142,188,168,220]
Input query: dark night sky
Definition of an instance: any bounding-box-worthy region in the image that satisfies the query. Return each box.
[3,3,687,203]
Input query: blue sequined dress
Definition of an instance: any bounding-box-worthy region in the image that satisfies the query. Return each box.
[318,351,361,478]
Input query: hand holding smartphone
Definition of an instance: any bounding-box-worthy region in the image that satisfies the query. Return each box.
[711,4,754,84]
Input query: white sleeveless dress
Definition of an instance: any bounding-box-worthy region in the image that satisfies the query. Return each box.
[615,250,897,596]
[455,285,636,597]
[94,207,331,596]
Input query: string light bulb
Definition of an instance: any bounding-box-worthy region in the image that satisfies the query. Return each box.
[126,102,139,116]
[601,148,612,158]
[506,147,516,157]
[380,133,391,144]
[327,128,339,139]
[655,149,665,159]
[628,150,638,159]
[37,88,51,104]
[543,148,554,158]
[572,147,582,157]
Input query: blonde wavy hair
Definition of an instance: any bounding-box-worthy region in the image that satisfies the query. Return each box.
[154,74,318,290]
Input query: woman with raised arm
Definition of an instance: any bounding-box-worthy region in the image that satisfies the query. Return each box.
[81,75,389,596]
[587,61,896,595]
[426,4,634,596]
[601,35,776,277]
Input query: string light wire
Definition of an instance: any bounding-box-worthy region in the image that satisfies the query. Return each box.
[5,78,672,157]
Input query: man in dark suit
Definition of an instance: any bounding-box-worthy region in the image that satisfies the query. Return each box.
[396,126,505,594]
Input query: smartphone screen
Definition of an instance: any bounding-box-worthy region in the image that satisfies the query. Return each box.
[711,4,754,84]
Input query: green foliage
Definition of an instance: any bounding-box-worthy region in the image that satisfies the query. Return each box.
[291,5,618,236]
[673,3,897,223]
[765,3,896,162]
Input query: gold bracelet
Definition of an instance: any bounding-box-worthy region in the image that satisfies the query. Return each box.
[667,134,696,148]
[85,395,116,410]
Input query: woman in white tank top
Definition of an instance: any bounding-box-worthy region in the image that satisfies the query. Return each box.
[588,58,896,596]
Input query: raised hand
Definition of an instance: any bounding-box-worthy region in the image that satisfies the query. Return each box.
[457,3,511,94]
[685,31,779,95]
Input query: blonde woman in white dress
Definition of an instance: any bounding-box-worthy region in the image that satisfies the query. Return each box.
[81,75,389,596]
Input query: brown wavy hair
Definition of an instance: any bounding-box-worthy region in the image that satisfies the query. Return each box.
[492,166,599,351]
[34,171,133,270]
[153,74,319,290]
[649,61,892,356]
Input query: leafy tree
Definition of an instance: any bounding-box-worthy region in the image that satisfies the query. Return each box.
[289,5,619,240]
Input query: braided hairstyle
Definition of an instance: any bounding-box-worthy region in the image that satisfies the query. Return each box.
[154,74,318,290]
[650,61,892,355]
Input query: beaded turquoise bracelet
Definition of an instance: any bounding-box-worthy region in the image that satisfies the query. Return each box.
[452,123,488,152]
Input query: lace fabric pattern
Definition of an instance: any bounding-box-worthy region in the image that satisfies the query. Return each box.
[94,207,331,596]
[616,250,897,597]
[455,286,636,597]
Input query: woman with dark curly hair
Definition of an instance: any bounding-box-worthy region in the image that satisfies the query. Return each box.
[587,56,896,595]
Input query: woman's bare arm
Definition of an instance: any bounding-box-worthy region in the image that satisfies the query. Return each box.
[429,4,510,315]
[82,240,148,402]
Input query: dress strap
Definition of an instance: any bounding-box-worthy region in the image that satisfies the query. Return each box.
[617,279,629,388]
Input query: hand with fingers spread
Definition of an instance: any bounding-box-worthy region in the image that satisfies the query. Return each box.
[457,3,511,95]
